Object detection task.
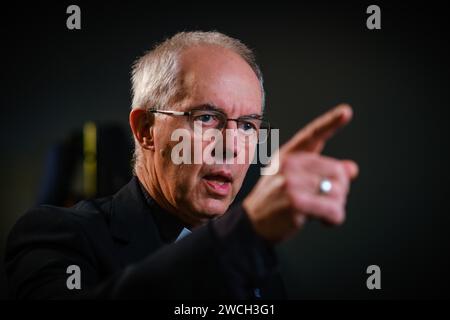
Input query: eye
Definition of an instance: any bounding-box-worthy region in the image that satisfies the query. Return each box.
[238,121,257,134]
[198,114,213,123]
[193,113,219,127]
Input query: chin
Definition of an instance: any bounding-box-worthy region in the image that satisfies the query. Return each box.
[197,197,230,217]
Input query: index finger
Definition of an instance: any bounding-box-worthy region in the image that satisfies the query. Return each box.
[281,104,353,155]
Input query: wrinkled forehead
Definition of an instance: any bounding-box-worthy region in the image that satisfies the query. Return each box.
[176,45,262,116]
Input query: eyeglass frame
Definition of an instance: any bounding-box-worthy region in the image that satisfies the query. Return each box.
[148,107,271,144]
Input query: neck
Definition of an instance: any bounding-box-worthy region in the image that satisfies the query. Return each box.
[134,161,204,229]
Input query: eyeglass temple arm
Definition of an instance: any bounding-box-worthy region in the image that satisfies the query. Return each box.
[149,109,188,116]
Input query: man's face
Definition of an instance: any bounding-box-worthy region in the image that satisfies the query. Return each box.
[149,45,262,226]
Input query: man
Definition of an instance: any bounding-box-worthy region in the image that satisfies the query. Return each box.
[5,31,358,299]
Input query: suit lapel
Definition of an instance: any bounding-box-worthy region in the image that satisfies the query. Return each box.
[109,176,164,267]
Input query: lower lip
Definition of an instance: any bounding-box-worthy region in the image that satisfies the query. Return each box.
[202,178,231,196]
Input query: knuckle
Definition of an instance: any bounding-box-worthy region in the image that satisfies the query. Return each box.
[332,163,349,189]
[285,153,324,176]
[332,182,347,199]
[290,192,306,212]
[333,162,346,180]
[302,152,317,163]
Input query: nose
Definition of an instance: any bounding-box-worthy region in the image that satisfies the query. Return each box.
[211,120,239,161]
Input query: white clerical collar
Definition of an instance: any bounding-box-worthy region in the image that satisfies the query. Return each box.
[175,227,192,242]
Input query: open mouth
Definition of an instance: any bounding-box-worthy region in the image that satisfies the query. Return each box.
[202,172,232,196]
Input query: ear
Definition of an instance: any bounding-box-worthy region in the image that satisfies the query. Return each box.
[129,108,155,151]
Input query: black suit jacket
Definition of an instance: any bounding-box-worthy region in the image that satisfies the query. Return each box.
[5,177,285,299]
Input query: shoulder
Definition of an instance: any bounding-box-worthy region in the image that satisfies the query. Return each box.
[4,199,114,299]
[5,197,114,259]
[13,197,111,232]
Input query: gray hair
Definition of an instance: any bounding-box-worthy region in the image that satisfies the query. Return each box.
[130,31,265,171]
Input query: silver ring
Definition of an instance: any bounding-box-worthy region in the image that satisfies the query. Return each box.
[319,178,332,195]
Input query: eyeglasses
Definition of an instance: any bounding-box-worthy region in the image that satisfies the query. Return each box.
[149,108,271,143]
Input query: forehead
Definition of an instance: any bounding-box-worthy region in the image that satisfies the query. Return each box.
[177,45,262,116]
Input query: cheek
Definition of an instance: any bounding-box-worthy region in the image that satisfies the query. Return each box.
[172,165,205,206]
[247,143,257,162]
[232,164,250,191]
[155,142,175,173]
[179,164,202,182]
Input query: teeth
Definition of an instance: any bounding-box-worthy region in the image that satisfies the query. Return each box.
[204,175,230,185]
[205,179,227,185]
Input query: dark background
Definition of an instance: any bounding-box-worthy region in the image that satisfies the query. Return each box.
[0,1,449,299]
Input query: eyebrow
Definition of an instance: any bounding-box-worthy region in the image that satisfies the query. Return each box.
[188,103,263,119]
